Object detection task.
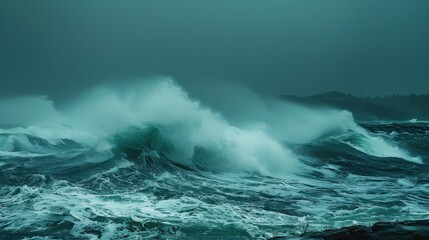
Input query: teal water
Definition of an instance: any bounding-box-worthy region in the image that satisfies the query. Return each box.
[0,81,428,239]
[0,122,428,239]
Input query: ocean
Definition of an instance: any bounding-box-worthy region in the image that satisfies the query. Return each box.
[0,80,428,239]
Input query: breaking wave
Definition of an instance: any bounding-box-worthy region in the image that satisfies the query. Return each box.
[0,78,421,174]
[0,78,426,239]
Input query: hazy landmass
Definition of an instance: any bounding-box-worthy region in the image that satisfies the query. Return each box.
[281,91,429,121]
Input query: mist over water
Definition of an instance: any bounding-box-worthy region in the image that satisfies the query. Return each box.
[0,78,427,239]
[1,78,420,171]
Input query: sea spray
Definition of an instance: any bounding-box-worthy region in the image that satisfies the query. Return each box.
[0,78,427,239]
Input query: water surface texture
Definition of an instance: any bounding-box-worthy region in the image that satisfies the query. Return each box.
[1,81,428,239]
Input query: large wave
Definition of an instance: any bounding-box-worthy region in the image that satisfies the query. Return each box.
[0,78,421,175]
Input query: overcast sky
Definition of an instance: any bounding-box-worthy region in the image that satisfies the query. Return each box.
[1,0,429,100]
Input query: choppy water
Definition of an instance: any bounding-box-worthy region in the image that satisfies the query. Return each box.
[0,81,428,239]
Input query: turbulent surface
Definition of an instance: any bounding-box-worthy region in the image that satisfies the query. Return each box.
[0,122,428,239]
[0,82,428,239]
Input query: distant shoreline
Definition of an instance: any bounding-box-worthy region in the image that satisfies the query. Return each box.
[280,91,429,121]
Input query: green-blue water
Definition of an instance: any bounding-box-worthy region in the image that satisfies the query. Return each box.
[0,81,428,239]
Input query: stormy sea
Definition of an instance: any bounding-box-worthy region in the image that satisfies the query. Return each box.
[0,80,428,239]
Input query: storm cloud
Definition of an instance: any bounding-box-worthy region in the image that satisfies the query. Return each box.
[1,0,428,101]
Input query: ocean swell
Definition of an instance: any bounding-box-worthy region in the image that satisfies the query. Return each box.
[0,78,422,175]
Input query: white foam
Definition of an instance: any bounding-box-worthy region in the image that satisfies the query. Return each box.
[339,127,422,164]
[0,78,422,172]
[62,80,305,174]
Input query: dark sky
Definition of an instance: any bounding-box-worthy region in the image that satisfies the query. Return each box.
[1,0,429,100]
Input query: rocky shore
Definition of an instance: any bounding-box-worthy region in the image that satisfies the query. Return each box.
[270,219,429,240]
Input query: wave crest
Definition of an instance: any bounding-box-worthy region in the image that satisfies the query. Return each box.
[0,78,422,176]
